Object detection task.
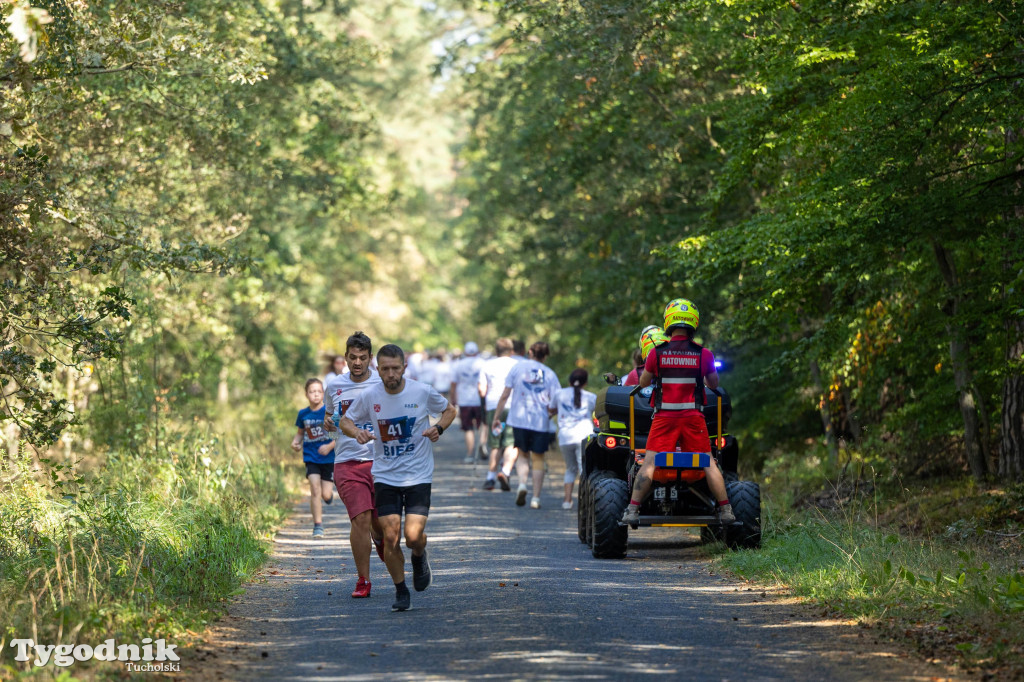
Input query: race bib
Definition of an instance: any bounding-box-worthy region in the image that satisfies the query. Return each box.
[378,416,416,443]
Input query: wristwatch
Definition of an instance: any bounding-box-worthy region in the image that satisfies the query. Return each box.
[435,425,445,436]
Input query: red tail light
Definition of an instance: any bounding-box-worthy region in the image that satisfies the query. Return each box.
[604,436,617,449]
[717,437,726,449]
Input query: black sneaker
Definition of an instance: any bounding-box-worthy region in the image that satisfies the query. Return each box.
[412,550,432,592]
[497,472,511,491]
[392,585,411,611]
[483,478,496,491]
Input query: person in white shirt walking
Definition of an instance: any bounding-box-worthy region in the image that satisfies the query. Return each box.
[450,341,486,464]
[478,338,520,490]
[491,341,560,509]
[339,344,457,612]
[556,369,597,509]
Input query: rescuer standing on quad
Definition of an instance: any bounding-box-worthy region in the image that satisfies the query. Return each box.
[620,300,735,526]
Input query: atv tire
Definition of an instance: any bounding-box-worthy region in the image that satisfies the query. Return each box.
[724,480,761,549]
[581,471,613,545]
[591,476,630,558]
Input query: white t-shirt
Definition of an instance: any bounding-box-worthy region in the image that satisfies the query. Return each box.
[504,360,560,431]
[479,355,520,411]
[324,370,382,463]
[451,355,485,407]
[432,359,452,394]
[344,379,450,487]
[556,386,598,446]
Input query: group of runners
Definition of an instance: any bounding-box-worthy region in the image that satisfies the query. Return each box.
[289,297,730,612]
[290,332,597,611]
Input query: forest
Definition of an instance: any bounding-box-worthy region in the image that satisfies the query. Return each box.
[1,0,1022,676]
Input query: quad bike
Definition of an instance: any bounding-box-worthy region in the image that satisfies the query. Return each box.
[577,384,761,558]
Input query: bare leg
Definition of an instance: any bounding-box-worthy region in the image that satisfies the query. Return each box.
[404,514,428,557]
[564,482,574,504]
[502,446,519,476]
[321,479,334,502]
[704,464,728,502]
[350,510,373,579]
[379,514,405,584]
[515,449,530,485]
[530,452,545,500]
[307,474,323,524]
[629,456,656,504]
[463,429,475,460]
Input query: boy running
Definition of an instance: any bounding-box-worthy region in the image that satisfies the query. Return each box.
[291,378,335,537]
[323,331,385,599]
[339,344,457,612]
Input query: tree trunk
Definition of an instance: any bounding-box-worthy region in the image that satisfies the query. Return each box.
[999,126,1024,480]
[810,360,839,463]
[933,240,989,481]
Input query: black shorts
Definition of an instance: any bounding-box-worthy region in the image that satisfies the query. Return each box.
[304,461,335,481]
[374,482,431,517]
[512,427,552,454]
[459,405,483,431]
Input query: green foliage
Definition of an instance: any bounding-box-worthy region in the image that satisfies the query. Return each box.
[458,0,1024,472]
[0,421,293,672]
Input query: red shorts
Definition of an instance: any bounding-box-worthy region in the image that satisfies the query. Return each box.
[645,413,710,455]
[333,460,378,521]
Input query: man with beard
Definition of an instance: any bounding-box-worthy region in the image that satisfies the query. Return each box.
[339,344,457,611]
[323,331,386,598]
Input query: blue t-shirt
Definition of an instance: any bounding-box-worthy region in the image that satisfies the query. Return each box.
[295,405,332,464]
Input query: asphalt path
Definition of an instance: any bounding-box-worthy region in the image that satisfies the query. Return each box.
[184,434,953,681]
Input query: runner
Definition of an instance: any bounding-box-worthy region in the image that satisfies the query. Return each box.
[323,331,385,598]
[556,369,597,509]
[450,341,485,464]
[338,344,457,612]
[491,341,560,509]
[291,378,335,537]
[478,338,520,490]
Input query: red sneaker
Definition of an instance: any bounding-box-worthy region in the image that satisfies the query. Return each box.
[351,576,371,598]
[372,536,386,563]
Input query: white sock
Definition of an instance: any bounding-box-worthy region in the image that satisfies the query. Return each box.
[486,471,497,481]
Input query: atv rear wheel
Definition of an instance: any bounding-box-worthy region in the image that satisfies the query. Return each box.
[724,480,761,549]
[581,471,613,545]
[591,476,629,558]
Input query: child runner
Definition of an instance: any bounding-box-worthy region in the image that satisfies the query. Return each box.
[291,378,335,537]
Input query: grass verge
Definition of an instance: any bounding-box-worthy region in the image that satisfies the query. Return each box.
[0,424,296,679]
[714,461,1024,679]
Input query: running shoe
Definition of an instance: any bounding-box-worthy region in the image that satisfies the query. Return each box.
[392,585,411,611]
[515,484,528,506]
[312,524,324,538]
[412,549,432,592]
[497,472,511,491]
[351,577,371,598]
[463,456,475,464]
[372,535,386,562]
[483,478,496,491]
[529,497,541,509]
[561,501,573,510]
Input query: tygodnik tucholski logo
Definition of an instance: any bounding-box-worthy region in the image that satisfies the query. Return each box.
[5,637,181,672]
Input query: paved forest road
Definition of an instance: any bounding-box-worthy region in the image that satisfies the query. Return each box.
[183,436,953,681]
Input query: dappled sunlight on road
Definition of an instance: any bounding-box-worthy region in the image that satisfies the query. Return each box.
[180,438,952,682]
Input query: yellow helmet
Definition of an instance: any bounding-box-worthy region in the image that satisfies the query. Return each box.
[639,325,668,360]
[664,298,699,333]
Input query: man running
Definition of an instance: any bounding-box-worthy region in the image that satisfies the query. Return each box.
[450,341,486,464]
[478,337,520,490]
[339,344,457,612]
[323,331,385,598]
